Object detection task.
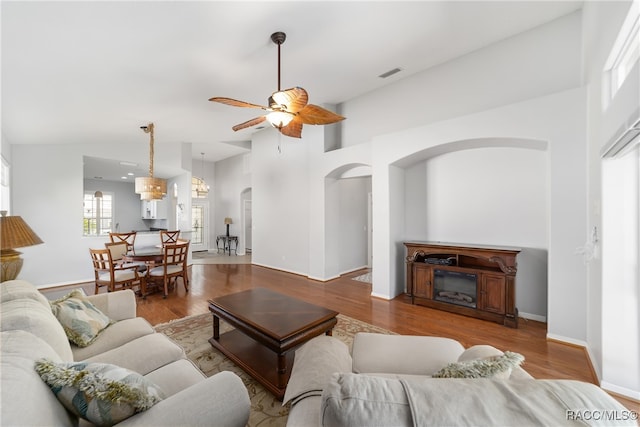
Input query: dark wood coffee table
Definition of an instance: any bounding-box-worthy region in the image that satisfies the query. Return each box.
[208,288,338,400]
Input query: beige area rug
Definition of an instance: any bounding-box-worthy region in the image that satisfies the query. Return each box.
[155,313,394,427]
[191,250,252,265]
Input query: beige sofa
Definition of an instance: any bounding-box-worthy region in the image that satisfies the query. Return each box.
[284,333,636,426]
[0,280,250,427]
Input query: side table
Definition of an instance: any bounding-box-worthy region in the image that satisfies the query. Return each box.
[216,235,238,255]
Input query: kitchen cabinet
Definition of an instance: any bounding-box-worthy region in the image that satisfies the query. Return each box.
[141,199,167,219]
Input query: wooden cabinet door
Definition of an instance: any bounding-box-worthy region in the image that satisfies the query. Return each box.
[413,264,432,299]
[480,274,506,314]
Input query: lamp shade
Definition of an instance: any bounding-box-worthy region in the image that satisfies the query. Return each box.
[224,217,233,225]
[0,212,44,282]
[266,111,294,129]
[1,214,44,250]
[135,176,167,201]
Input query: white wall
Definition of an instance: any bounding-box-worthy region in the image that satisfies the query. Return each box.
[214,153,251,254]
[251,128,316,275]
[402,147,549,319]
[1,133,13,213]
[340,11,582,146]
[371,88,587,340]
[582,0,640,399]
[11,142,188,286]
[310,142,372,281]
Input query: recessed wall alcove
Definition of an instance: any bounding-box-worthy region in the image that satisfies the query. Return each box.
[393,137,549,320]
[323,162,372,281]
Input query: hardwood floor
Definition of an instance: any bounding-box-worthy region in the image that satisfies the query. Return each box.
[44,263,639,411]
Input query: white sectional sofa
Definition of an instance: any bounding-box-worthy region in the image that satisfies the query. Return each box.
[284,333,636,426]
[0,280,250,427]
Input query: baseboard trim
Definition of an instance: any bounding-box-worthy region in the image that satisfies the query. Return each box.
[371,291,391,300]
[339,265,369,276]
[546,333,588,348]
[251,262,309,280]
[307,274,340,282]
[547,334,599,384]
[601,382,640,402]
[519,311,546,322]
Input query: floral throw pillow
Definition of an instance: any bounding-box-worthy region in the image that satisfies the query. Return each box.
[49,289,113,347]
[432,351,524,379]
[35,359,164,427]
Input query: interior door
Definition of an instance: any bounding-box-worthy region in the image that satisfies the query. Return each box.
[191,201,208,252]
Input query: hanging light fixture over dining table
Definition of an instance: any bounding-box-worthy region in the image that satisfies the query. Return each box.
[135,122,167,201]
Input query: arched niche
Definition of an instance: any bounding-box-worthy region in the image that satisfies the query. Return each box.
[384,136,549,319]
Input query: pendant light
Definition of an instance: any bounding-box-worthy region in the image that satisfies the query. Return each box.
[135,123,167,201]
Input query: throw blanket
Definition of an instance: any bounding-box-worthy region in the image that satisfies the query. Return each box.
[402,377,636,427]
[321,374,637,426]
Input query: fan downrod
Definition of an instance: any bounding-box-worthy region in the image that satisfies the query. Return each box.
[271,31,286,45]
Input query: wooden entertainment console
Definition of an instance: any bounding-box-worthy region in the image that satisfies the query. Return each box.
[405,242,521,328]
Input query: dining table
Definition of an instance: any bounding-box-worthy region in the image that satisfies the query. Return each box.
[122,246,164,264]
[122,247,164,297]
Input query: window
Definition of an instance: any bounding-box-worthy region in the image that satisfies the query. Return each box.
[1,156,10,213]
[83,192,113,236]
[604,0,640,102]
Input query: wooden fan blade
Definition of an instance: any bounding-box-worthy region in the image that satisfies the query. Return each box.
[297,104,345,125]
[232,115,267,131]
[279,117,303,138]
[209,97,268,110]
[271,87,308,113]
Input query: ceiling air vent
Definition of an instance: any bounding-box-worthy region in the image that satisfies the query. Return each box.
[378,67,402,79]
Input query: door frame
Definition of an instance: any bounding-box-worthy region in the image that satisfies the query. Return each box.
[191,200,210,252]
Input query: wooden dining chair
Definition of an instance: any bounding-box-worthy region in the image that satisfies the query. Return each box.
[109,231,137,254]
[105,241,147,273]
[89,246,145,294]
[146,240,189,298]
[160,230,180,246]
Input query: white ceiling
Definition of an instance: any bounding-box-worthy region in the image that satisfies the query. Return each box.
[2,1,582,179]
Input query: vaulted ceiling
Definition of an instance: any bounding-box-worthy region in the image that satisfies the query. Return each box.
[2,1,582,168]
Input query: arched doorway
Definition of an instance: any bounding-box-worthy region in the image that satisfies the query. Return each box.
[240,188,252,255]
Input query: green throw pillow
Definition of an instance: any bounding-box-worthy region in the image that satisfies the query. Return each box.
[432,351,524,379]
[35,359,164,427]
[49,289,113,347]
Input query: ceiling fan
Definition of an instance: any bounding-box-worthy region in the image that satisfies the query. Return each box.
[209,31,345,139]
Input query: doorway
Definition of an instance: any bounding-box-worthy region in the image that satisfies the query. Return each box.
[191,201,209,252]
[241,188,252,254]
[368,192,373,268]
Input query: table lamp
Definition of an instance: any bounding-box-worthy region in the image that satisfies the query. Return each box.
[0,211,44,282]
[224,217,233,237]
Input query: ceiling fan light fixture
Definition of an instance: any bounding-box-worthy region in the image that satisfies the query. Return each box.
[209,31,345,138]
[266,111,294,129]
